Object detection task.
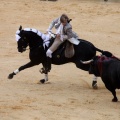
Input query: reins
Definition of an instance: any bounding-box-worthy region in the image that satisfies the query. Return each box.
[27,44,43,51]
[22,39,43,51]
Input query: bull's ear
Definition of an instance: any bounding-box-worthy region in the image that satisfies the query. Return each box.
[19,25,22,31]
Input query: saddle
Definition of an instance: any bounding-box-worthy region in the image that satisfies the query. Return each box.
[48,38,75,58]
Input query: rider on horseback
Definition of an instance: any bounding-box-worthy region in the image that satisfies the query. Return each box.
[46,14,80,72]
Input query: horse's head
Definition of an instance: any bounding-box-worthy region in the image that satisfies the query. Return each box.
[15,26,28,53]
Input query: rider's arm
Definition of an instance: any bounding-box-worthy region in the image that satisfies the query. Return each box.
[47,17,60,32]
[61,25,73,41]
[66,27,73,39]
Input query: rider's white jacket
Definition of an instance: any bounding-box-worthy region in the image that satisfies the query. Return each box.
[47,16,79,43]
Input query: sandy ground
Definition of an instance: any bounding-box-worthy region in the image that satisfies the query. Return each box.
[0,0,120,120]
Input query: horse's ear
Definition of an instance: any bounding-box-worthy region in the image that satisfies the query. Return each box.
[19,25,22,31]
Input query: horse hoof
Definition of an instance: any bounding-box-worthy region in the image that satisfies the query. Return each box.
[92,81,98,89]
[8,73,14,79]
[93,85,98,89]
[40,79,45,84]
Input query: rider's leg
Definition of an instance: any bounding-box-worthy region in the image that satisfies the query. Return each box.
[46,38,63,71]
[47,38,63,55]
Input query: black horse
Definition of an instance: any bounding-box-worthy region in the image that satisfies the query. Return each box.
[8,26,107,86]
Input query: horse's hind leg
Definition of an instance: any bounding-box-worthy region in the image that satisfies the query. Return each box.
[8,61,39,79]
[39,72,48,84]
[92,75,98,89]
[75,61,98,89]
[75,61,90,71]
[39,63,49,84]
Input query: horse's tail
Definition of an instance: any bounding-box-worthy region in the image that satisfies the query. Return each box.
[94,47,103,53]
[94,47,113,57]
[80,39,113,57]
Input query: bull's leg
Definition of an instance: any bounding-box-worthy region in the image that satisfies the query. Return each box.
[8,61,39,79]
[105,84,118,102]
[111,90,118,102]
[92,75,98,89]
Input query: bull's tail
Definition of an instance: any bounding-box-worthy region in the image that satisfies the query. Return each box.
[94,47,113,57]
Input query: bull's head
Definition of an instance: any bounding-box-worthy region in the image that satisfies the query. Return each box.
[15,26,28,53]
[81,56,100,76]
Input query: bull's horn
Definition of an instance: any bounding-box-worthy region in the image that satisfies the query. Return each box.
[80,59,93,64]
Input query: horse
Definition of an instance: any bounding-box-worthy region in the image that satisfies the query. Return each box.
[8,26,108,87]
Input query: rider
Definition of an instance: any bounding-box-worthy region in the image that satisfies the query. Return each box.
[46,15,61,33]
[45,14,79,72]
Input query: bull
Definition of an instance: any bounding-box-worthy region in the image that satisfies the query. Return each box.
[81,55,120,102]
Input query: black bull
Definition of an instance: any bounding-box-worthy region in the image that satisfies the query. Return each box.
[8,26,109,85]
[81,55,120,102]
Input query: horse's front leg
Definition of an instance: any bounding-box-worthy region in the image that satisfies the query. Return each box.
[8,61,38,79]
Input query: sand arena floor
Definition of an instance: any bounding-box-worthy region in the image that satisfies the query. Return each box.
[0,0,120,120]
